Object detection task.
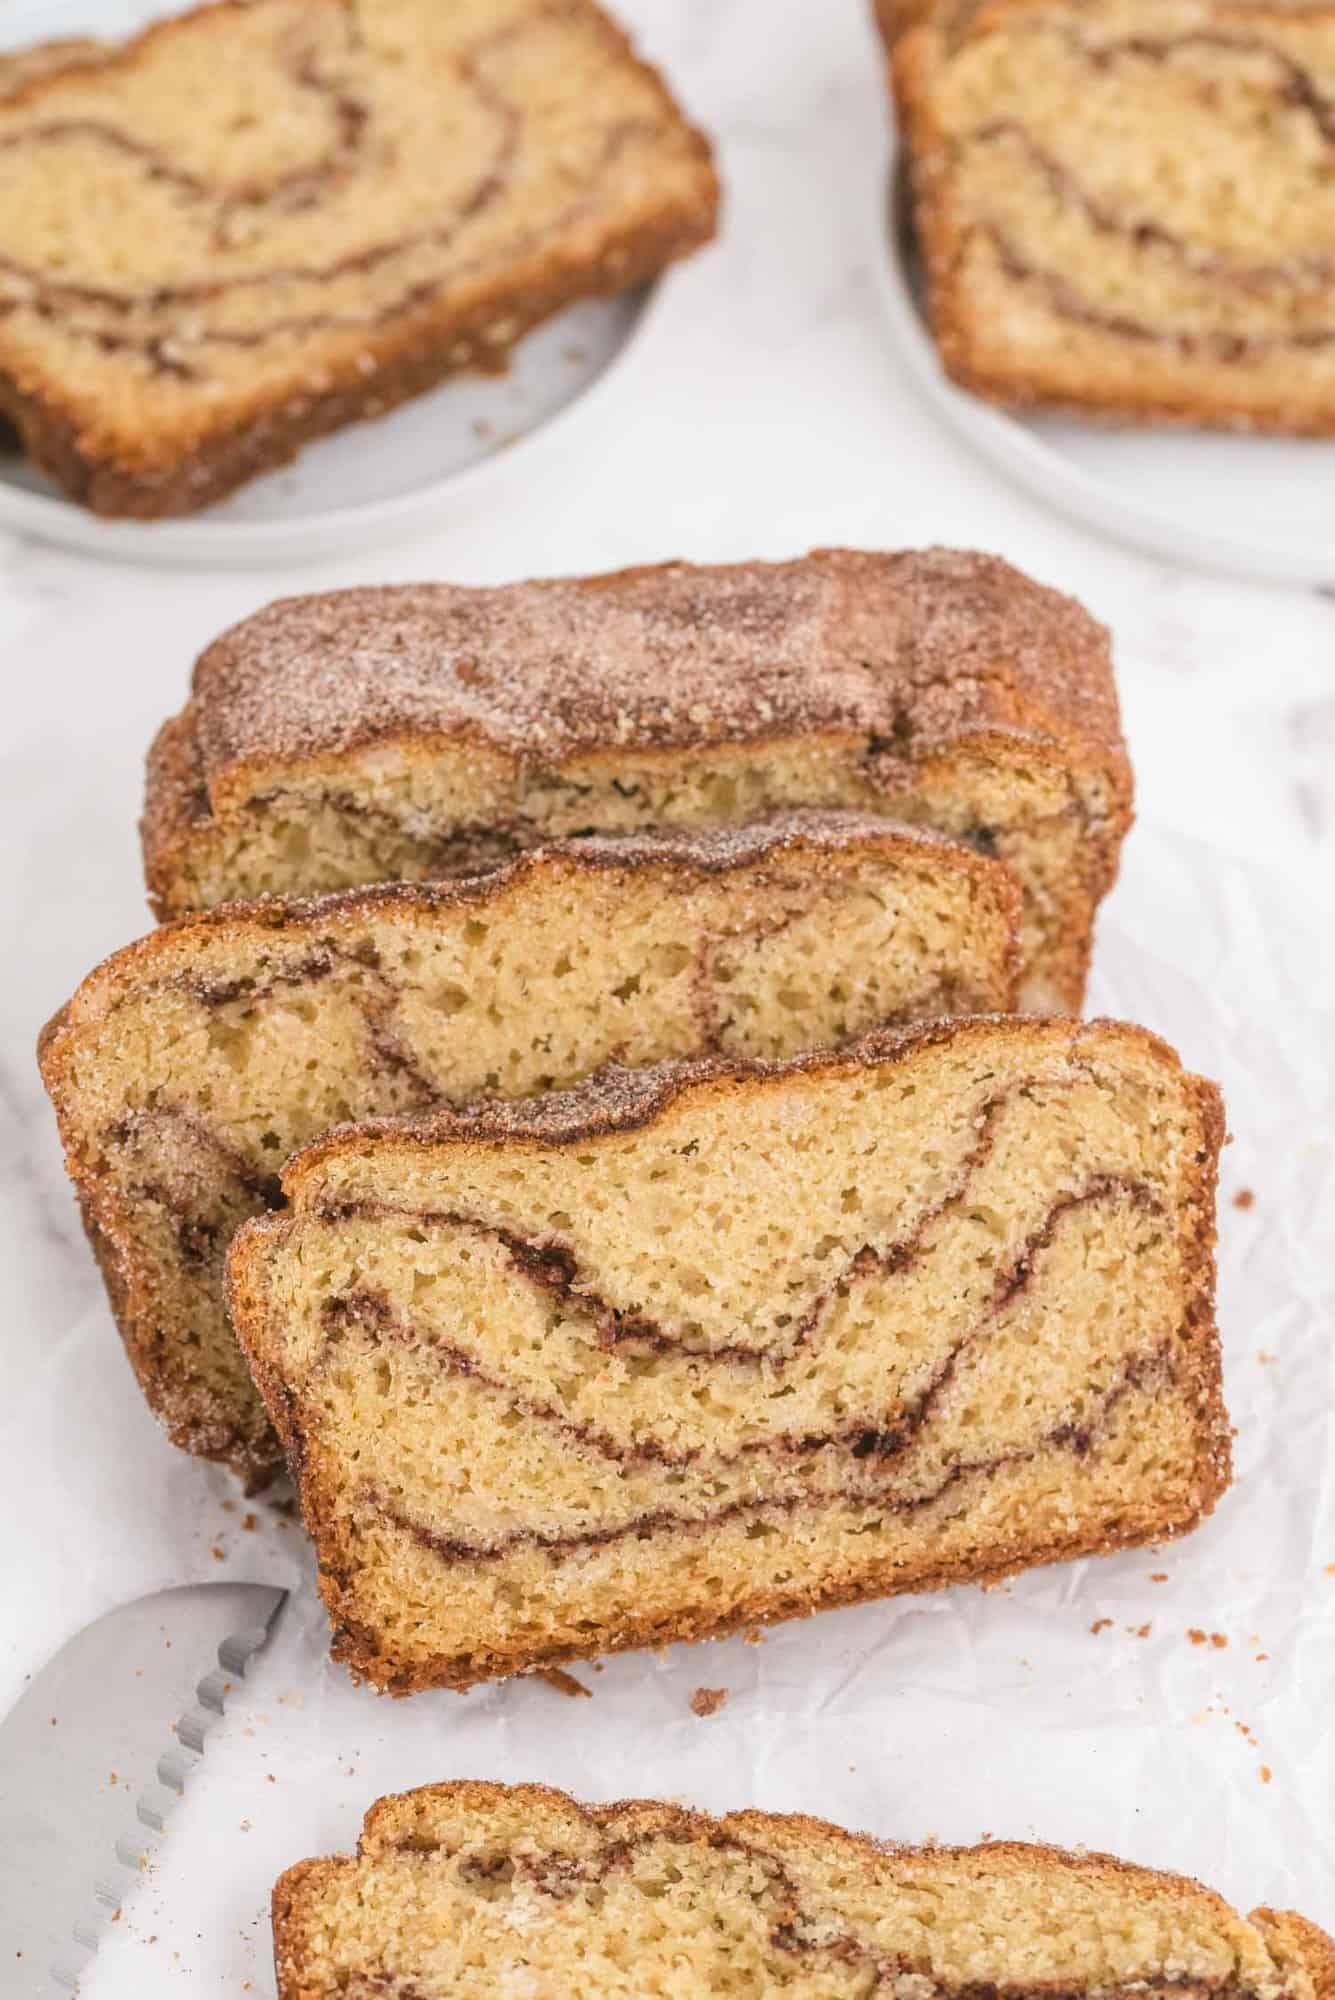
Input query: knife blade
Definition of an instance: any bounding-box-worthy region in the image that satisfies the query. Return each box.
[0,1581,287,1998]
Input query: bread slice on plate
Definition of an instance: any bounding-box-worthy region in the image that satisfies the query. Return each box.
[0,0,717,515]
[892,0,1335,434]
[143,547,1133,1012]
[228,1015,1228,1692]
[271,1781,1335,2000]
[39,812,1018,1487]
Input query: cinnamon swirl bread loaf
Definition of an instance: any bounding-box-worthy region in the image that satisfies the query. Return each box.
[143,549,1132,1011]
[272,1783,1335,2000]
[892,2,1335,432]
[228,1016,1227,1692]
[40,813,1018,1486]
[0,0,717,516]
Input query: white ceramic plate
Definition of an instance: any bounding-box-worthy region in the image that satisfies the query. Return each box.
[874,155,1335,588]
[0,0,663,567]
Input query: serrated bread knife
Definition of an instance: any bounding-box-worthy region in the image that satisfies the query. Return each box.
[0,1582,287,1997]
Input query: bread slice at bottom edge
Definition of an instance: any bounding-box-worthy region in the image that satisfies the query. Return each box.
[228,1014,1229,1693]
[270,1780,1334,2000]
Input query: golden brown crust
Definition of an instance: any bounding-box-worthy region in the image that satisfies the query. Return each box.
[892,1,1335,434]
[1253,1912,1335,2000]
[272,1780,1332,2000]
[0,36,108,97]
[229,1014,1231,1694]
[273,1010,1189,1164]
[0,0,718,517]
[165,549,1125,802]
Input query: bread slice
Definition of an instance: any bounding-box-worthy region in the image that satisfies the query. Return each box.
[227,1015,1228,1692]
[271,1781,1334,2000]
[0,0,717,517]
[39,812,1018,1486]
[142,548,1132,1012]
[892,1,1335,434]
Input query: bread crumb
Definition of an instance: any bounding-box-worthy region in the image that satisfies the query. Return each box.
[1188,1628,1207,1645]
[1130,1622,1152,1639]
[690,1687,728,1718]
[1232,1188,1255,1210]
[1260,1766,1272,1784]
[210,1545,225,1562]
[535,1668,591,1699]
[1210,1632,1228,1649]
[1150,1572,1168,1582]
[1090,1618,1113,1635]
[242,1512,257,1531]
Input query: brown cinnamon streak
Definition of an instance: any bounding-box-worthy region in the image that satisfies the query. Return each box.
[953,24,1335,352]
[0,10,662,372]
[371,1343,1172,1571]
[319,1172,1162,1474]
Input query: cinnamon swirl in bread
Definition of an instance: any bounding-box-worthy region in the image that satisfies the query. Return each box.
[891,2,1335,433]
[227,1016,1227,1692]
[272,1782,1335,2000]
[0,0,716,515]
[142,549,1132,1012]
[40,813,1018,1486]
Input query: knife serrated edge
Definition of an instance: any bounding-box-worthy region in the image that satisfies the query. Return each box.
[51,1590,287,1994]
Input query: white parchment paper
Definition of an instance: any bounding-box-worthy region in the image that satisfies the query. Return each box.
[5,821,1334,1994]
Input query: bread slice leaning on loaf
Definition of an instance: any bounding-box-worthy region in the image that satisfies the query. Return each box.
[40,812,1019,1486]
[142,548,1133,1012]
[271,1781,1335,2000]
[227,1015,1228,1692]
[0,0,717,516]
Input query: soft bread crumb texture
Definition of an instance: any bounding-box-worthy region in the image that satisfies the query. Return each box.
[142,549,1132,1014]
[39,816,1017,1484]
[893,0,1335,433]
[0,0,717,515]
[228,1016,1228,1691]
[270,1781,1332,2000]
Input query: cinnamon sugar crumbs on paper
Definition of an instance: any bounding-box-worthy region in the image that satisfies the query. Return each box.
[1232,1188,1255,1210]
[1211,1632,1228,1648]
[1129,1622,1152,1639]
[1188,1629,1208,1646]
[1260,1766,1273,1784]
[242,1512,257,1531]
[1151,1572,1168,1582]
[536,1668,591,1699]
[690,1687,729,1718]
[1090,1618,1113,1635]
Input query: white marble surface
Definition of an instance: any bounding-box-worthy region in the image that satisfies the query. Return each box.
[2,0,1334,1985]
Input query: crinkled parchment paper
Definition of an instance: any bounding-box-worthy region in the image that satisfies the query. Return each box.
[4,822,1332,1993]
